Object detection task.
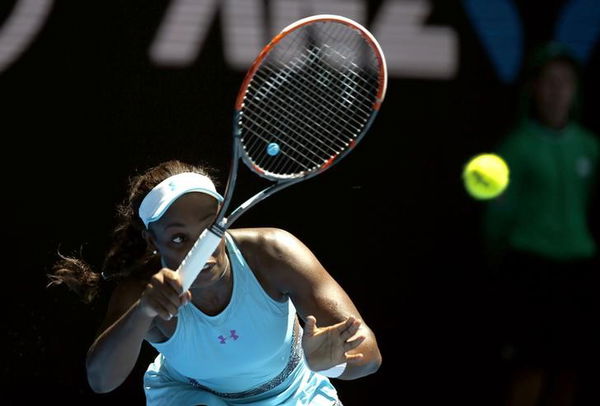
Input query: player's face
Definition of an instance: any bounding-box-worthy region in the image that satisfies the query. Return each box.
[533,59,576,129]
[148,193,227,289]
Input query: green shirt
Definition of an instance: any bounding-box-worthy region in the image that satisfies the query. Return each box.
[484,119,599,261]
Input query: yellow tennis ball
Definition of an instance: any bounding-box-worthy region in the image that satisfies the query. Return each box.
[462,153,509,199]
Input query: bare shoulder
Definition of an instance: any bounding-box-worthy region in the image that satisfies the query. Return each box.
[228,227,305,265]
[228,228,325,296]
[230,228,365,329]
[228,228,307,300]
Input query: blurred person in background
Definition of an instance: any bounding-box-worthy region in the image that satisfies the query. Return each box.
[483,42,599,406]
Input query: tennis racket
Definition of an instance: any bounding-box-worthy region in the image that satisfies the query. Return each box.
[177,14,388,291]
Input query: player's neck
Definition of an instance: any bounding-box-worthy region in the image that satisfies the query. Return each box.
[191,256,233,316]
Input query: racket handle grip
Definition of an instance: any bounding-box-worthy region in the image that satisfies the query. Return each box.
[177,226,224,292]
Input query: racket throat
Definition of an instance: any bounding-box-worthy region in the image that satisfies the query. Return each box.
[210,222,226,237]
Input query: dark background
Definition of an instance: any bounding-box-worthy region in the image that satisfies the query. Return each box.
[2,0,598,404]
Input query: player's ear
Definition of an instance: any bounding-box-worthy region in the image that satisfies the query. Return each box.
[142,228,158,252]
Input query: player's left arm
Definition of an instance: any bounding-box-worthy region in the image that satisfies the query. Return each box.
[256,228,382,380]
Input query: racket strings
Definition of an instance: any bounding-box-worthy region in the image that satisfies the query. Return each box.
[240,21,380,177]
[242,79,332,172]
[246,67,375,175]
[251,53,376,174]
[267,23,378,133]
[245,66,352,161]
[244,49,363,161]
[244,26,375,165]
[286,21,381,110]
[243,67,355,174]
[250,64,348,154]
[283,48,375,130]
[244,110,324,170]
[244,66,374,175]
[242,72,343,172]
[294,19,380,93]
[310,29,378,93]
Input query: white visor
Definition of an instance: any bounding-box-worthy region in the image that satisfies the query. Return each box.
[138,172,223,228]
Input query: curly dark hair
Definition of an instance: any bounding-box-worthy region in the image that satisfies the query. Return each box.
[47,160,217,303]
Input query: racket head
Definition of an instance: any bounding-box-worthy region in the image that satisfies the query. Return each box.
[234,14,387,181]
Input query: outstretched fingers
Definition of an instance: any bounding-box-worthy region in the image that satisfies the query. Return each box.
[304,315,365,345]
[344,334,366,352]
[344,351,365,363]
[340,316,361,341]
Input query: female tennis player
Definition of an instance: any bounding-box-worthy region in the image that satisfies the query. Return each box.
[50,160,381,405]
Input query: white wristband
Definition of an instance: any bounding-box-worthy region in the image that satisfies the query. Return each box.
[316,362,347,378]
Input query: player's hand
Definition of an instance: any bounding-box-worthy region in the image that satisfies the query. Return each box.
[302,315,365,372]
[139,268,192,321]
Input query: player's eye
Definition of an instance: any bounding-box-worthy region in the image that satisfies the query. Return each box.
[171,234,185,244]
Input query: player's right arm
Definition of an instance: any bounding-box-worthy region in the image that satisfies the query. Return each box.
[86,269,190,393]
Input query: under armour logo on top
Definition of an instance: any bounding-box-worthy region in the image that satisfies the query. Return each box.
[218,330,239,344]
